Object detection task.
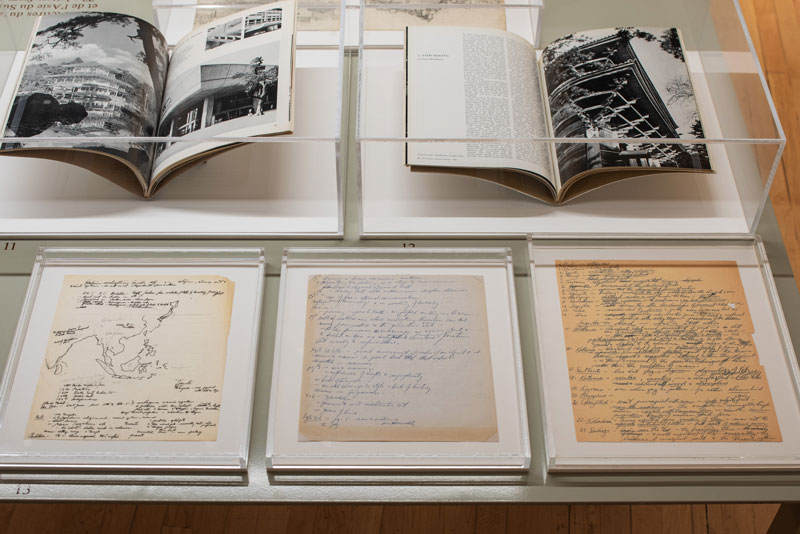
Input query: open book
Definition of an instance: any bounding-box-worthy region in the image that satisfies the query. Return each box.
[1,2,295,198]
[405,26,713,204]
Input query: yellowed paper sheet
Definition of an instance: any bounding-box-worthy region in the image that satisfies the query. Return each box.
[556,260,781,442]
[299,274,498,441]
[26,275,235,441]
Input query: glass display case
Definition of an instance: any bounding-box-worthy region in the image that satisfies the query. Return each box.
[0,0,797,514]
[0,0,346,237]
[356,0,784,237]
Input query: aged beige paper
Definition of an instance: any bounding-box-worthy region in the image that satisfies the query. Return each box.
[365,0,506,31]
[26,275,235,441]
[556,260,782,442]
[299,274,498,441]
[193,0,505,31]
[193,0,340,31]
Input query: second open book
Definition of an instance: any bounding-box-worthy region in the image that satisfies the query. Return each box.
[1,2,295,197]
[405,26,713,204]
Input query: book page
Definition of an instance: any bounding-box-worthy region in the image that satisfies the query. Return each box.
[541,27,712,186]
[152,1,295,184]
[405,26,555,192]
[25,275,234,441]
[1,12,169,190]
[298,274,498,441]
[556,260,781,442]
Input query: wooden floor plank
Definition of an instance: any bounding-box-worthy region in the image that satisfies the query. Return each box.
[0,504,16,534]
[59,503,106,534]
[379,505,416,534]
[255,504,291,534]
[223,505,259,534]
[754,0,789,75]
[309,505,383,534]
[286,504,323,534]
[773,0,800,77]
[507,505,568,534]
[347,505,384,534]
[475,504,506,534]
[754,504,781,533]
[631,505,700,534]
[408,506,444,534]
[98,504,136,534]
[570,505,631,534]
[379,505,443,534]
[313,505,351,534]
[6,503,69,534]
[441,505,475,534]
[128,504,168,534]
[708,504,758,534]
[161,504,196,533]
[190,504,228,534]
[691,505,709,534]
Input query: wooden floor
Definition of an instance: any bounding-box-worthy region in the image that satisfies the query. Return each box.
[745,0,800,273]
[0,503,781,534]
[1,0,798,532]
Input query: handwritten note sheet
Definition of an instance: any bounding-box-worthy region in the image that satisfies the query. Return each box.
[26,275,234,441]
[299,274,498,441]
[556,260,782,442]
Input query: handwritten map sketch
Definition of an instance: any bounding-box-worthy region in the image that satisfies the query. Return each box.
[556,260,782,443]
[26,275,235,441]
[299,274,498,442]
[47,300,178,380]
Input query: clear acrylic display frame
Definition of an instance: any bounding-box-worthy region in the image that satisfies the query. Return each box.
[266,247,531,473]
[528,235,800,471]
[0,247,266,478]
[356,0,785,238]
[0,1,347,237]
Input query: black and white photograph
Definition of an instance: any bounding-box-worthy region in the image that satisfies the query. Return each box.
[2,12,168,179]
[244,9,282,38]
[156,42,280,159]
[205,18,243,50]
[543,27,711,182]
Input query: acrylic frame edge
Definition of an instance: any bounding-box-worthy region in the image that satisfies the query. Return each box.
[266,246,530,472]
[0,246,266,474]
[527,234,800,472]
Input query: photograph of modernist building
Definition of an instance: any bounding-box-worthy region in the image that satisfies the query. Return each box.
[158,43,280,149]
[9,58,155,136]
[206,18,243,50]
[2,12,166,177]
[543,28,711,182]
[244,9,282,38]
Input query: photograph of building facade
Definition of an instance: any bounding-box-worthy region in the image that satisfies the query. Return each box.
[244,9,282,38]
[544,28,711,182]
[11,58,155,137]
[1,12,167,179]
[158,59,279,140]
[206,18,243,50]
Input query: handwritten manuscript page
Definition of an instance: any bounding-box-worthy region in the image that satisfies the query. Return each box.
[26,275,234,441]
[556,260,782,442]
[299,274,498,441]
